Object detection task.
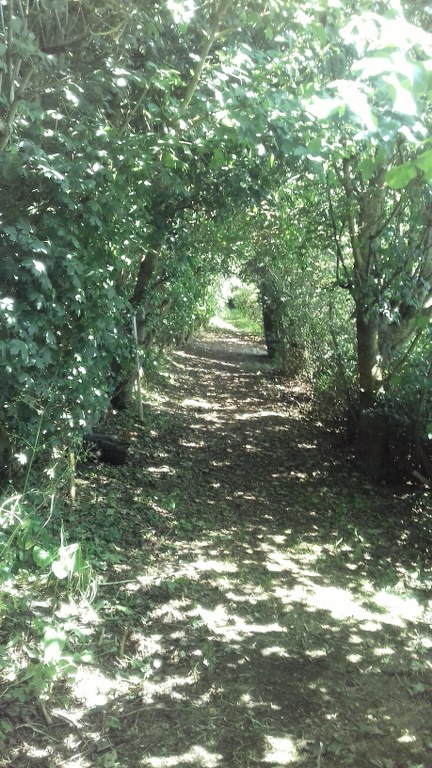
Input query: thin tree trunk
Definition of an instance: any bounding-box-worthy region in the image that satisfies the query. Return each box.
[355,308,380,409]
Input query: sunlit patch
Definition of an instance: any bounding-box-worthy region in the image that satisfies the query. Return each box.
[152,599,189,622]
[225,590,260,604]
[240,692,253,704]
[182,398,220,410]
[192,558,237,573]
[148,465,176,475]
[300,585,373,621]
[359,621,383,632]
[236,409,289,421]
[232,490,258,501]
[263,735,299,764]
[347,653,363,663]
[180,440,205,448]
[265,550,300,573]
[261,645,289,657]
[209,315,237,330]
[398,732,417,743]
[141,674,196,703]
[373,590,423,623]
[297,442,316,449]
[145,745,222,767]
[55,598,100,627]
[130,632,164,658]
[73,668,121,707]
[191,603,286,641]
[0,296,14,312]
[373,646,395,657]
[419,636,432,649]
[202,413,225,423]
[305,649,327,658]
[26,747,51,760]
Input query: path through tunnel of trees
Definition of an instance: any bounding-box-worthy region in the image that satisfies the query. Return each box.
[1,0,432,486]
[1,2,432,764]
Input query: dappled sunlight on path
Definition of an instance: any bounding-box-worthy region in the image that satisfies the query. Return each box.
[9,329,432,768]
[94,330,431,768]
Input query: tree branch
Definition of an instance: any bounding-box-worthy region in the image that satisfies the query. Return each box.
[326,180,352,290]
[41,32,88,53]
[181,0,232,111]
[0,63,35,151]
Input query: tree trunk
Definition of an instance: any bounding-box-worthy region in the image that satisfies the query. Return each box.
[355,309,381,409]
[261,289,280,360]
[111,223,166,410]
[340,160,389,474]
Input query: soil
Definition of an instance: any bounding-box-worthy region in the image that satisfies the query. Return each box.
[5,326,432,768]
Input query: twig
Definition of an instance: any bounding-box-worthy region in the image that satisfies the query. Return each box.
[98,578,140,586]
[16,721,60,741]
[40,699,52,725]
[412,470,430,488]
[317,741,324,768]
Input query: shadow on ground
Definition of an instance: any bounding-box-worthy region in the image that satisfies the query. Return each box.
[5,329,432,768]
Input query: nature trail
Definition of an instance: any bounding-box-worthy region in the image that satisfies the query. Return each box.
[11,326,431,768]
[84,325,429,768]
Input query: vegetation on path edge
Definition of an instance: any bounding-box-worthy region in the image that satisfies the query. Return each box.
[0,329,431,768]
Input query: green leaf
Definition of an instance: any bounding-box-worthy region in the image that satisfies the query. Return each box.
[386,162,417,189]
[408,682,427,695]
[415,314,429,330]
[9,340,28,363]
[33,546,53,569]
[210,148,226,170]
[43,626,66,663]
[105,716,122,731]
[101,749,118,768]
[74,649,94,664]
[359,157,376,182]
[334,80,377,132]
[51,543,80,579]
[308,95,344,120]
[415,149,432,178]
[51,559,70,579]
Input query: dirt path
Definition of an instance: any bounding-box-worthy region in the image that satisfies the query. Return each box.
[9,329,432,767]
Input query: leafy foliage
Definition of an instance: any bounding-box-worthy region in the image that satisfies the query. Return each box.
[1,7,432,747]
